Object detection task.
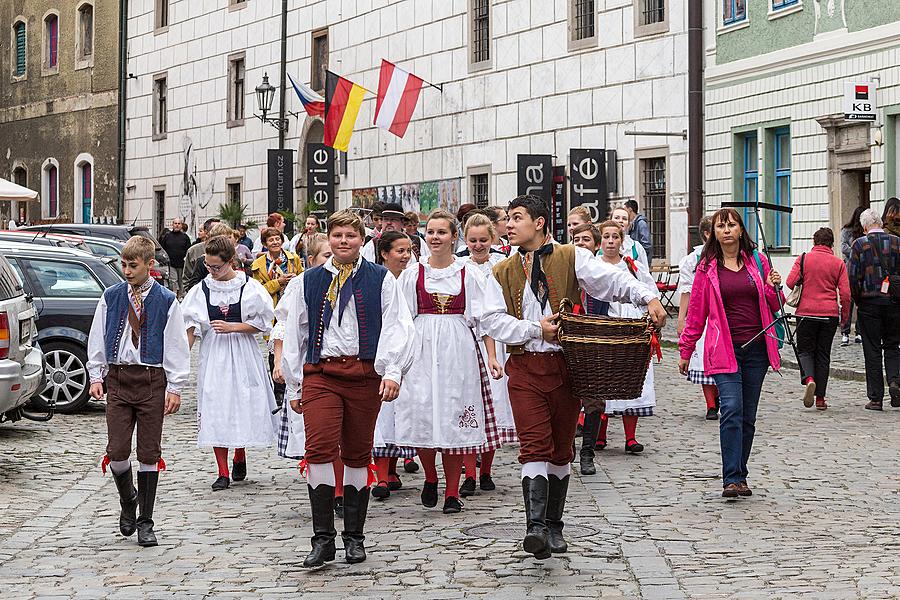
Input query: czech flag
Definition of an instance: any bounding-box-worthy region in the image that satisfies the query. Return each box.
[288,73,325,117]
[324,71,366,152]
[374,60,423,139]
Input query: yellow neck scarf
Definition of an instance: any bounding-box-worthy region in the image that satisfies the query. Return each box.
[326,262,355,308]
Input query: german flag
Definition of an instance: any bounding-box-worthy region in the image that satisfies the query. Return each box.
[324,71,366,152]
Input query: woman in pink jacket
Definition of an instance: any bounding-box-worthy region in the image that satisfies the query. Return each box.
[785,228,850,411]
[679,208,783,499]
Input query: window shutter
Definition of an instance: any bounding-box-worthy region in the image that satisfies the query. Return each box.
[15,23,26,75]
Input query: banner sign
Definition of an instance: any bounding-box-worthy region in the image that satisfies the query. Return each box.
[306,143,335,216]
[351,179,461,217]
[267,149,294,217]
[517,154,553,208]
[843,81,876,121]
[551,165,567,243]
[569,148,607,223]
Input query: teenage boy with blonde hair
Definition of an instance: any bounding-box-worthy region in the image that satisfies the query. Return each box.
[87,237,190,547]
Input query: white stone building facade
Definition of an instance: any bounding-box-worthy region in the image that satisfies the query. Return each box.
[125,0,690,263]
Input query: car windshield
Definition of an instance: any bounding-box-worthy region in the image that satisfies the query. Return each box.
[0,256,24,300]
[27,259,104,298]
[85,241,121,258]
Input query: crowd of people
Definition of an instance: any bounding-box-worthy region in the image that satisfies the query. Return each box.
[86,192,898,564]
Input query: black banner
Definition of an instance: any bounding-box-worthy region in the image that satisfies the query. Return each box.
[569,149,606,223]
[306,143,335,216]
[267,148,294,220]
[517,154,553,208]
[551,165,567,243]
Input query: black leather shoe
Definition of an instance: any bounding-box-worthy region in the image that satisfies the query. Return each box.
[579,454,596,475]
[403,458,419,473]
[625,439,645,454]
[442,496,463,514]
[706,407,719,420]
[387,476,402,491]
[890,381,900,407]
[865,401,883,411]
[136,471,159,547]
[459,477,476,497]
[211,476,230,491]
[341,485,369,564]
[522,476,551,560]
[112,466,138,537]
[304,484,337,568]
[232,461,247,482]
[479,474,496,491]
[371,483,390,500]
[421,481,438,508]
[546,475,569,554]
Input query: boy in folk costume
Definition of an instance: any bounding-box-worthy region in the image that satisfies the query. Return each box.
[281,210,415,567]
[489,195,667,560]
[87,237,190,547]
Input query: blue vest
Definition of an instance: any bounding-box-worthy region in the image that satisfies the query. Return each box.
[103,281,176,365]
[304,259,387,364]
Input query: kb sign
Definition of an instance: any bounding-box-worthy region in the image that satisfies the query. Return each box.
[569,149,607,223]
[844,81,877,122]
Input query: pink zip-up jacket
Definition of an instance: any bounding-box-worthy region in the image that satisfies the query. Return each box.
[679,251,783,375]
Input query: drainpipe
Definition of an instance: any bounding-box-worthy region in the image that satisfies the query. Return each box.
[687,0,704,249]
[116,0,128,223]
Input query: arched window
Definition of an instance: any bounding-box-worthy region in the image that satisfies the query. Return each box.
[13,20,26,77]
[77,3,94,62]
[44,13,59,71]
[42,159,59,219]
[74,154,94,223]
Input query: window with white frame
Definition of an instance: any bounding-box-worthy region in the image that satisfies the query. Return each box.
[635,0,669,36]
[13,20,27,78]
[43,159,60,219]
[75,154,94,224]
[44,13,59,72]
[723,0,747,25]
[77,3,94,64]
[568,0,596,49]
[771,0,800,10]
[468,0,491,71]
[227,53,245,126]
[152,73,168,140]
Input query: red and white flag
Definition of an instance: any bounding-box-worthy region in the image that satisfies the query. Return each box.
[374,60,423,138]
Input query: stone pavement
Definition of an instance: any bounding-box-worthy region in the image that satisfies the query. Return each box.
[1,351,898,599]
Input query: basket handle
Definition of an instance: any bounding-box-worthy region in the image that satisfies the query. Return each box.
[559,298,574,314]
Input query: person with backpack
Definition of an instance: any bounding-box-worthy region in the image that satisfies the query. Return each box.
[848,208,900,411]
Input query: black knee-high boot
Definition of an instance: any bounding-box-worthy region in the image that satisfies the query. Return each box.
[546,474,570,553]
[112,466,138,537]
[580,411,601,475]
[341,485,369,564]
[303,484,337,567]
[136,471,159,547]
[522,476,551,560]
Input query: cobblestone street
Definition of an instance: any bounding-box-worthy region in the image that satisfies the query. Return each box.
[1,351,898,600]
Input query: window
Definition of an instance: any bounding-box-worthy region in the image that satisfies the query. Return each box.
[155,0,169,30]
[569,0,596,45]
[640,157,667,261]
[12,166,27,188]
[76,156,93,224]
[226,178,242,207]
[771,0,799,9]
[43,161,59,218]
[741,133,759,241]
[469,0,491,71]
[723,0,747,25]
[154,187,166,236]
[311,29,328,92]
[635,0,669,36]
[45,14,59,70]
[78,3,94,61]
[229,0,247,7]
[13,21,26,77]
[153,74,168,140]
[227,54,245,126]
[471,173,489,209]
[771,128,791,248]
[25,259,104,298]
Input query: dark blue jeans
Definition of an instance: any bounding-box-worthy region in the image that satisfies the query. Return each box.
[712,341,769,487]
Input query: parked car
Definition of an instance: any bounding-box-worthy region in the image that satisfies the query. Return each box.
[0,230,92,254]
[0,254,48,423]
[19,224,171,285]
[0,242,122,413]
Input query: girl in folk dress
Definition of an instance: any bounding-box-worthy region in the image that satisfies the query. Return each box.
[182,235,279,491]
[610,207,650,268]
[458,213,516,496]
[371,231,419,500]
[595,221,658,453]
[390,210,509,514]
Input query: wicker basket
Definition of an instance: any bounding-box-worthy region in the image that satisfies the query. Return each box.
[557,299,655,413]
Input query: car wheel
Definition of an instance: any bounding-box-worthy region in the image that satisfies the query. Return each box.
[32,341,91,413]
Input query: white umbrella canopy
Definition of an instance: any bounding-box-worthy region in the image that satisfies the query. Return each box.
[0,177,39,202]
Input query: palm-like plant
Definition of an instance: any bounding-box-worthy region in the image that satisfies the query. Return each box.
[218,199,257,230]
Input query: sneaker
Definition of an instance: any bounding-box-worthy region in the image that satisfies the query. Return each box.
[855,335,862,344]
[815,397,828,411]
[802,379,816,408]
[864,401,883,411]
[459,477,477,497]
[479,474,496,491]
[442,496,463,514]
[705,407,719,421]
[890,381,900,408]
[840,334,850,346]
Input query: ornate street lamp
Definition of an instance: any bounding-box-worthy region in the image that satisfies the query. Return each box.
[255,72,288,131]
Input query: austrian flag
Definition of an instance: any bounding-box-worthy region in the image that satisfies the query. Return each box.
[374,60,424,138]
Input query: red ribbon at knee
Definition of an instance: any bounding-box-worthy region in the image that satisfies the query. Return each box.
[298,458,309,478]
[650,331,663,362]
[366,463,378,487]
[100,455,110,475]
[157,457,167,472]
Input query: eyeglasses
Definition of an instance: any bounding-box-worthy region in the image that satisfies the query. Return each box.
[206,261,228,273]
